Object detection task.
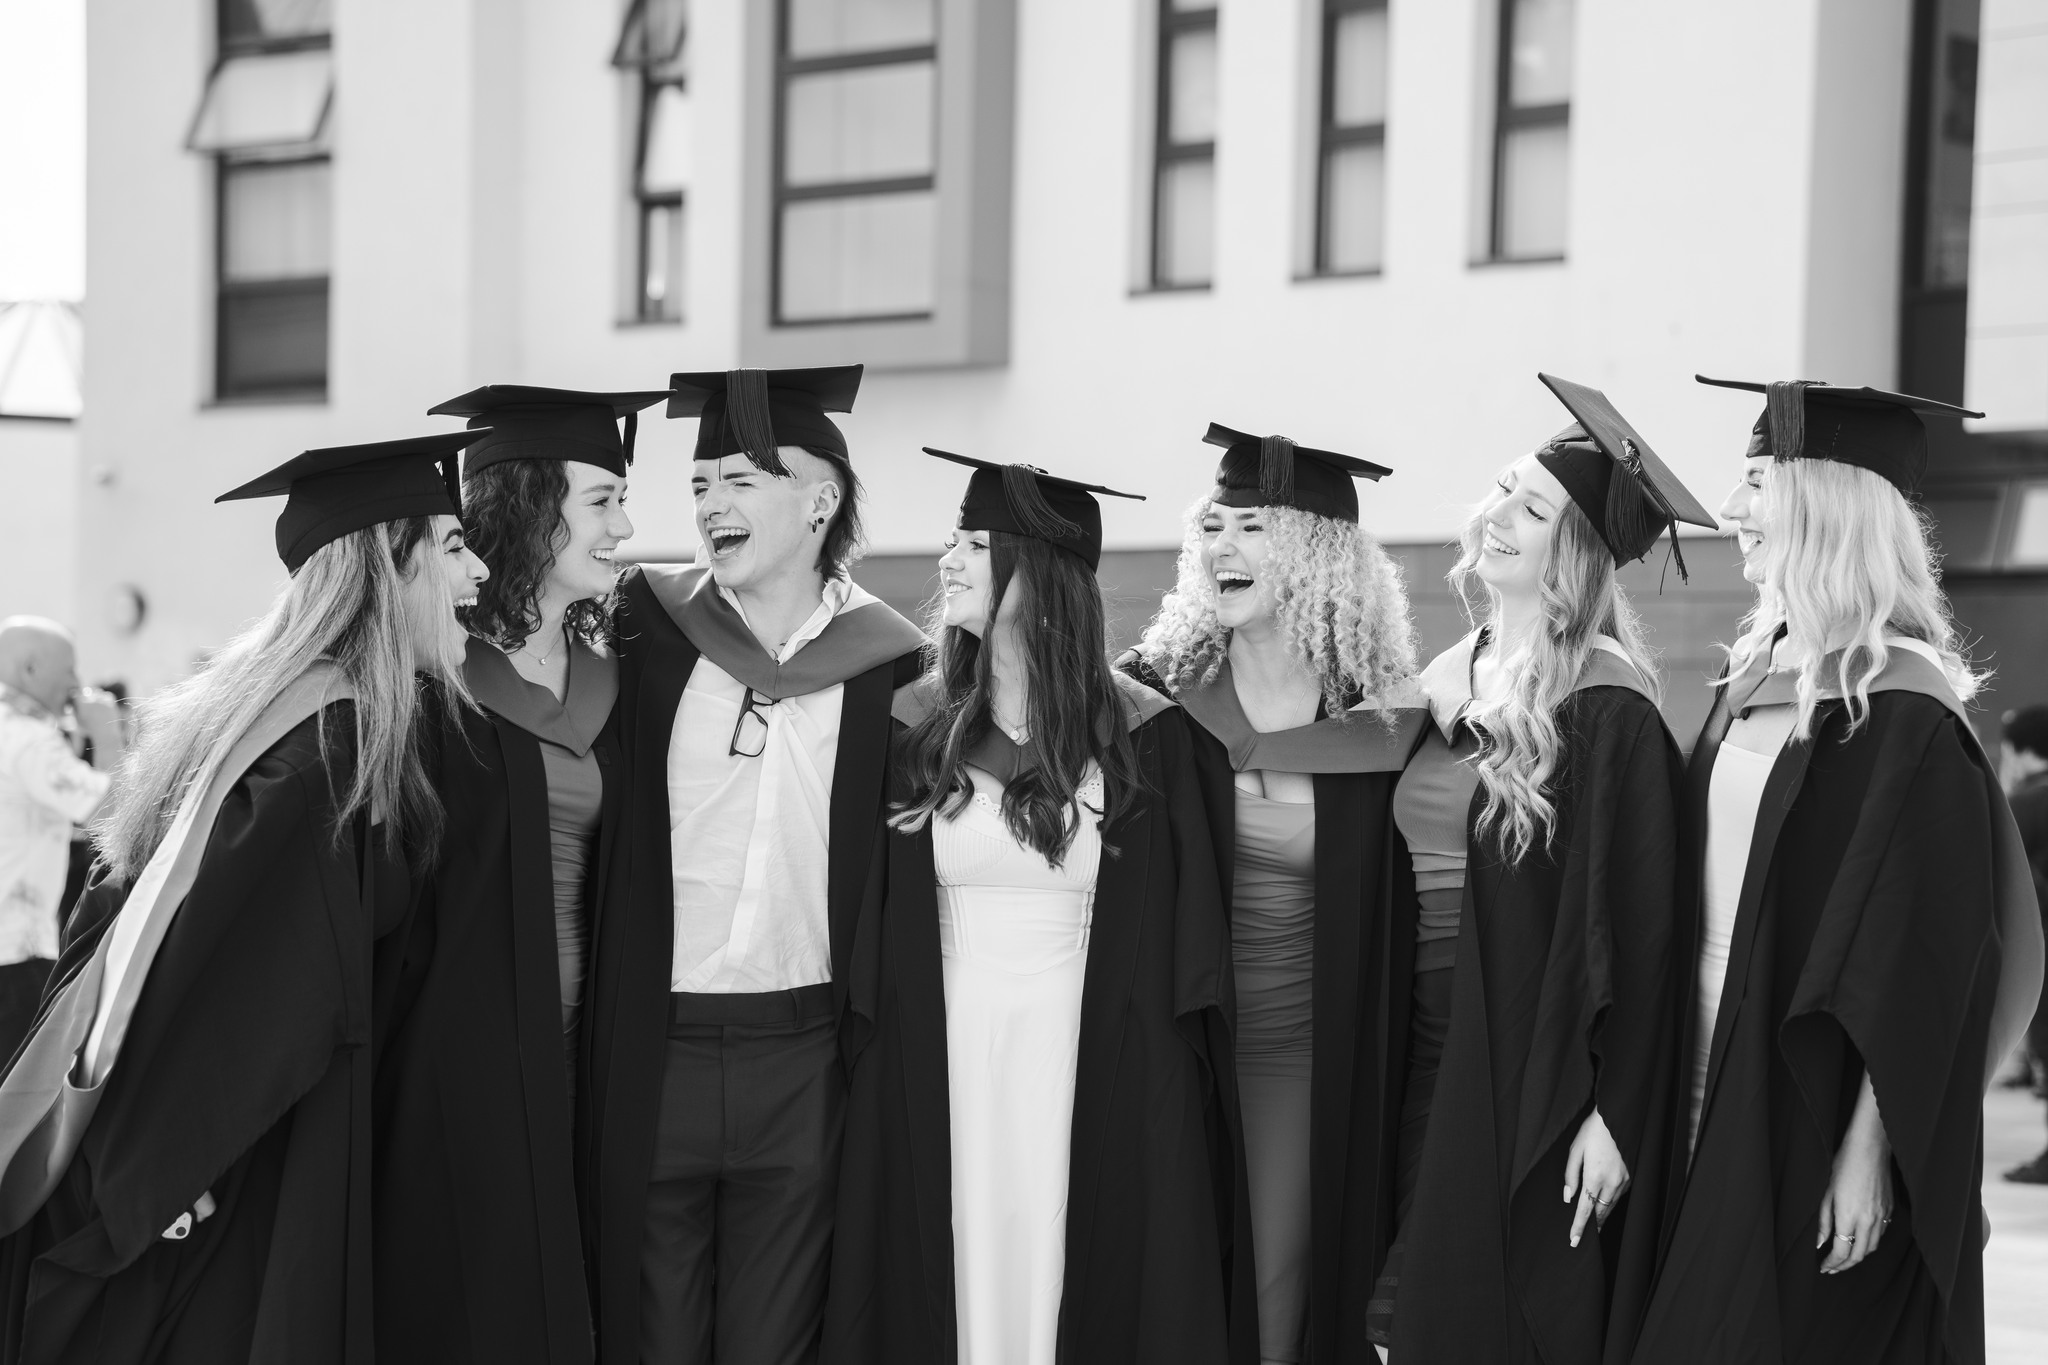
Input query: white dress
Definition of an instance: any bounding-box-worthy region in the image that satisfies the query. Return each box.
[935,763,1103,1365]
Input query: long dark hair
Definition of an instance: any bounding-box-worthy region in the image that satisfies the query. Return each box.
[892,532,1144,866]
[458,459,617,650]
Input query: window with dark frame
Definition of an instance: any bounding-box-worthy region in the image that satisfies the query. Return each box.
[1488,0,1572,263]
[195,0,334,400]
[1314,0,1389,276]
[771,0,940,327]
[1151,0,1218,290]
[615,0,691,323]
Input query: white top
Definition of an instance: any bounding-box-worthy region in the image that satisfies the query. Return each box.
[667,576,872,994]
[1689,633,1957,1148]
[936,764,1102,1365]
[0,692,108,966]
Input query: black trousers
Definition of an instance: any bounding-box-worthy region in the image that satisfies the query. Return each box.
[641,984,842,1365]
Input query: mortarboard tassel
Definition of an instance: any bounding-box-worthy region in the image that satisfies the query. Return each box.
[623,410,638,468]
[1259,435,1298,507]
[440,457,464,519]
[726,368,790,477]
[1609,438,1689,586]
[1766,379,1819,462]
[1000,464,1084,541]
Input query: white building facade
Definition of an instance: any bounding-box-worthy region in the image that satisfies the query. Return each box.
[74,0,2048,736]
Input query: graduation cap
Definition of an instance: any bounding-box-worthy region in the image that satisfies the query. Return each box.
[923,448,1145,570]
[1536,373,1717,580]
[668,366,863,477]
[216,430,482,572]
[1695,376,1982,496]
[426,385,670,479]
[1203,423,1392,522]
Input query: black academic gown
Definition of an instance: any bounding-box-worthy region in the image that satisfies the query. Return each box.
[1125,656,1427,1363]
[1633,647,2041,1365]
[821,677,1250,1365]
[580,565,925,1364]
[373,640,621,1364]
[1389,639,1685,1365]
[0,704,415,1365]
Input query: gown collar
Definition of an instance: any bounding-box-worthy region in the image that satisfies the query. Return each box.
[463,635,617,756]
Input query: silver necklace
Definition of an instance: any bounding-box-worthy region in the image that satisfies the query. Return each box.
[525,624,568,666]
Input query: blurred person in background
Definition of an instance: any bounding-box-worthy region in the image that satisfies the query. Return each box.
[1634,381,2045,1365]
[1126,425,1421,1365]
[369,386,663,1365]
[1367,378,1704,1365]
[0,618,126,1061]
[0,433,487,1365]
[1998,703,2048,1184]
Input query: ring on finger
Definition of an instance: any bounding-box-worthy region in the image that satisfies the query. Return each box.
[1590,1194,1611,1207]
[1833,1231,1856,1243]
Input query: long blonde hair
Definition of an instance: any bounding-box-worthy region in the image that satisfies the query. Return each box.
[1137,496,1418,720]
[94,519,470,880]
[1448,497,1660,863]
[1727,457,1982,741]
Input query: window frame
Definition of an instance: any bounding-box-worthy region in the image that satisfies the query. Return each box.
[614,0,690,324]
[213,151,333,401]
[1312,0,1388,278]
[1486,0,1570,265]
[632,69,689,324]
[209,3,333,402]
[1149,0,1219,292]
[768,0,942,328]
[735,0,1017,371]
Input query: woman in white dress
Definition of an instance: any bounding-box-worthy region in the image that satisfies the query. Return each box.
[825,452,1251,1365]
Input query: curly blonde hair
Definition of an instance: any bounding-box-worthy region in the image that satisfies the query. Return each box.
[1727,456,1983,740]
[1136,495,1418,720]
[1448,492,1661,864]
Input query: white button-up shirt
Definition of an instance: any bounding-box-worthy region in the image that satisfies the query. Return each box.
[0,689,110,965]
[667,577,873,993]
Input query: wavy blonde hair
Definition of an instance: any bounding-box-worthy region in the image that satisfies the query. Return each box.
[1136,496,1417,720]
[1727,457,1982,741]
[1448,493,1660,864]
[94,519,472,881]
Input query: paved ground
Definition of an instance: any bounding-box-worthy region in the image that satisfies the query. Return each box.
[1985,1085,2048,1363]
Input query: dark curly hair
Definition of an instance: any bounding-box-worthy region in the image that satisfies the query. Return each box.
[458,459,618,651]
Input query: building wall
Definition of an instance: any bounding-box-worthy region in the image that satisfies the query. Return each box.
[78,0,1921,698]
[0,419,80,629]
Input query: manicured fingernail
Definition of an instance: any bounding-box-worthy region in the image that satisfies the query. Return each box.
[1571,1234,1580,1247]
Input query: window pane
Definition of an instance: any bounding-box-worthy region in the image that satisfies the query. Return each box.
[641,200,685,322]
[1322,142,1384,272]
[220,280,327,393]
[1156,158,1214,286]
[188,50,333,154]
[789,0,935,58]
[641,84,692,195]
[1508,0,1574,107]
[1168,28,1218,144]
[780,191,937,321]
[1330,7,1388,129]
[785,62,935,186]
[223,160,331,281]
[1500,122,1569,258]
[222,0,331,47]
[2010,484,2048,565]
